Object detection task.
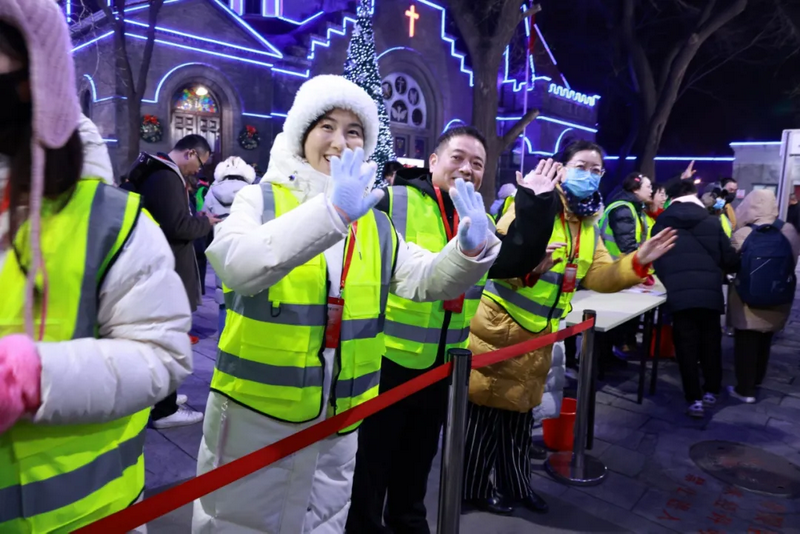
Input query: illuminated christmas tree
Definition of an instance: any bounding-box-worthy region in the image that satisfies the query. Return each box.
[344,0,395,188]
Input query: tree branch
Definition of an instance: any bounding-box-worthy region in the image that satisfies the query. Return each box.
[696,0,718,29]
[696,0,748,41]
[136,0,165,98]
[518,3,542,24]
[99,0,137,99]
[501,108,539,149]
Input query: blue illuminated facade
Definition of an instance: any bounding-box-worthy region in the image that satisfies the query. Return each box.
[68,0,601,177]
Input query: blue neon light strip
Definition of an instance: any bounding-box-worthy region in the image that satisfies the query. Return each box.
[442,118,466,133]
[71,31,114,53]
[604,156,736,162]
[126,33,277,69]
[729,141,780,146]
[124,19,281,58]
[211,0,283,58]
[243,112,272,119]
[377,46,414,60]
[553,128,573,153]
[548,83,600,106]
[498,115,598,134]
[82,74,97,101]
[308,17,356,60]
[415,0,474,86]
[102,138,119,143]
[278,10,324,25]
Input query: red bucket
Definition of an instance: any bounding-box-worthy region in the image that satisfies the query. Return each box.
[542,397,577,451]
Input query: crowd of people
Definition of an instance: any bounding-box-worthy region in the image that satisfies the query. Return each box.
[0,2,797,533]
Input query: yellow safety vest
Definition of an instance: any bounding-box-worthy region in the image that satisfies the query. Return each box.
[211,183,397,433]
[496,195,515,222]
[644,212,656,240]
[0,179,148,533]
[598,201,646,259]
[484,215,597,333]
[383,186,490,369]
[720,214,732,237]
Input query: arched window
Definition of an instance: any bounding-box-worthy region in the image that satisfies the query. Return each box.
[174,86,218,114]
[382,73,427,129]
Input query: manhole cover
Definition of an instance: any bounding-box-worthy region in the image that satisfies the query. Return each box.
[690,440,800,497]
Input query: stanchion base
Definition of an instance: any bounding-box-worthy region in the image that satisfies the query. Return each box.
[545,452,607,487]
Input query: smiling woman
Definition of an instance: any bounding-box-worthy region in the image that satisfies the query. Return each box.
[302,108,365,175]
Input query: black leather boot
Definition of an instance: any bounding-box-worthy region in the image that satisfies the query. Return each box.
[466,495,514,515]
[520,490,549,513]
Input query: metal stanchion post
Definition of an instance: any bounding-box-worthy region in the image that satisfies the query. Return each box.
[545,311,607,486]
[437,348,472,534]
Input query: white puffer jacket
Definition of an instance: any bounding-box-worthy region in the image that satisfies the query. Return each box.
[0,116,193,425]
[193,133,500,534]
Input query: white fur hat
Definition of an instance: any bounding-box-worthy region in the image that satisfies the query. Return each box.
[214,156,256,184]
[282,75,379,159]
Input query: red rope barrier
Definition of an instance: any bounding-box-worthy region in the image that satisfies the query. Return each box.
[75,318,594,533]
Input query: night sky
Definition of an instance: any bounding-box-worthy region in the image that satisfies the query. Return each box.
[536,0,800,157]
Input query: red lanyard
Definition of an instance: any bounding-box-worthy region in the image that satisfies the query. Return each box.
[340,221,358,294]
[560,213,581,262]
[433,186,459,241]
[0,180,9,215]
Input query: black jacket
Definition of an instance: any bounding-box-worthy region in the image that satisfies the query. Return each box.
[135,153,212,311]
[606,190,646,255]
[377,171,559,280]
[787,203,800,233]
[652,200,739,314]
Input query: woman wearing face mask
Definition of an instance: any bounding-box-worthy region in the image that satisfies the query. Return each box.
[193,75,500,533]
[464,141,677,515]
[0,2,193,532]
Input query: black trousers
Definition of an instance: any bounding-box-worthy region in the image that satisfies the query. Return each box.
[462,402,533,501]
[734,329,774,397]
[347,358,448,534]
[150,391,178,421]
[671,308,723,402]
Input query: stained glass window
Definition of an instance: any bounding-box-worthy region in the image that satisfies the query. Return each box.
[174,87,218,114]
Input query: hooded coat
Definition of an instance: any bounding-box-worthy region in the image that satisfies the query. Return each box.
[467,191,647,413]
[193,75,500,533]
[204,156,257,218]
[727,190,800,333]
[652,196,739,313]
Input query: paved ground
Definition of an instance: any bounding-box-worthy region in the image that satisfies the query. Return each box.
[143,268,800,533]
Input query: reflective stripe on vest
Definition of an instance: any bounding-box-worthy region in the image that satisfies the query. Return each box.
[598,201,645,259]
[720,214,732,237]
[0,179,148,533]
[484,214,596,333]
[384,186,489,369]
[644,213,656,241]
[212,183,396,432]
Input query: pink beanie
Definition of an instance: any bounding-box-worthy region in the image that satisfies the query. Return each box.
[0,0,81,338]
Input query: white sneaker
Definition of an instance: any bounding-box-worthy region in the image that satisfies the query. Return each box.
[727,385,756,404]
[687,401,704,418]
[153,406,204,429]
[702,393,717,406]
[176,394,188,406]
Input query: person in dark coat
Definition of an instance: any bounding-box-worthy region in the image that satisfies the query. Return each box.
[652,177,739,419]
[133,134,220,428]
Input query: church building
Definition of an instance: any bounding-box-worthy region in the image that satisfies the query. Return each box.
[66,0,601,184]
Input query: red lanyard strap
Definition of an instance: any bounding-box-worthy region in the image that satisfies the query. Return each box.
[340,221,358,294]
[433,186,459,241]
[560,213,581,262]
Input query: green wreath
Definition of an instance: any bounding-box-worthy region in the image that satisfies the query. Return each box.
[238,125,260,150]
[140,115,163,143]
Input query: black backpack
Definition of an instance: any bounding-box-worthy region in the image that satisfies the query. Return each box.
[734,220,796,307]
[120,152,168,193]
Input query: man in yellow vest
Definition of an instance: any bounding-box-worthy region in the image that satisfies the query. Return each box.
[347,126,561,532]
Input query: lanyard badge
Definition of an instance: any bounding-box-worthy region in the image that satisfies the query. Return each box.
[325,222,358,349]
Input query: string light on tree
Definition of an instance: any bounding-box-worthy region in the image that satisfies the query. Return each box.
[344,0,395,188]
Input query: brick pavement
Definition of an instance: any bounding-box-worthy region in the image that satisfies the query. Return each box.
[144,268,800,533]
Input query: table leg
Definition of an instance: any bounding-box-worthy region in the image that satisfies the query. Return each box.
[637,310,654,404]
[649,306,663,395]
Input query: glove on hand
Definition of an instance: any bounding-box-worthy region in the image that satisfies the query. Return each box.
[330,147,385,225]
[0,334,42,434]
[449,178,488,256]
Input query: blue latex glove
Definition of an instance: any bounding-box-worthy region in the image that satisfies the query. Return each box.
[449,178,488,256]
[330,147,385,225]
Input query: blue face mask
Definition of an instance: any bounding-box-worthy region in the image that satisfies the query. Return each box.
[563,168,602,200]
[713,198,726,211]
